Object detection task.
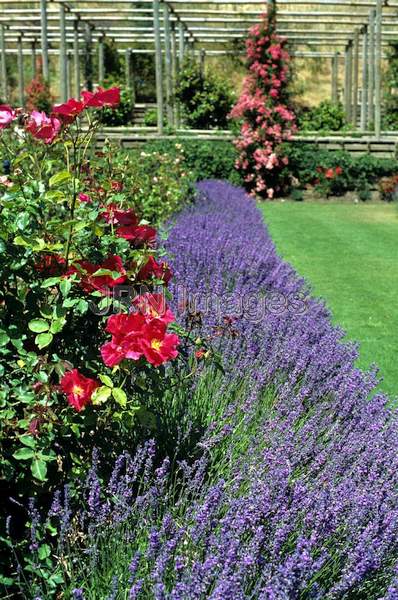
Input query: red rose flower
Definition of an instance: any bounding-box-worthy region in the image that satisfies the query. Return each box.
[68,255,127,294]
[35,254,66,276]
[61,369,99,412]
[52,98,85,123]
[102,204,138,227]
[26,110,61,144]
[82,87,120,108]
[335,166,343,176]
[132,293,175,324]
[139,319,179,367]
[100,312,146,367]
[137,256,172,285]
[325,168,335,180]
[116,225,157,246]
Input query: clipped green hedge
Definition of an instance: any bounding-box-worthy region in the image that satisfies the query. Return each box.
[142,139,244,186]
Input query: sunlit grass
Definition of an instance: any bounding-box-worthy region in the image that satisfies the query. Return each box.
[261,201,398,398]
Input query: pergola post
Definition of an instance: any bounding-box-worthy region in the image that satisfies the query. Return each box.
[125,48,131,91]
[171,23,179,128]
[178,21,185,64]
[360,26,369,131]
[59,1,68,102]
[352,28,359,128]
[368,9,376,130]
[67,51,73,98]
[98,35,105,86]
[163,3,174,127]
[40,0,49,81]
[17,35,24,107]
[0,24,7,101]
[200,49,206,77]
[31,39,37,79]
[331,52,339,103]
[84,22,93,92]
[73,19,80,98]
[153,0,164,134]
[344,40,353,123]
[375,0,383,139]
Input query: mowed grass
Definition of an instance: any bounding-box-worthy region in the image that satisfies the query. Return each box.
[260,202,398,398]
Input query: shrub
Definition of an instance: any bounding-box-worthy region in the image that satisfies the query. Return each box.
[297,100,349,132]
[379,174,398,201]
[176,58,235,130]
[142,139,244,186]
[283,142,398,197]
[0,89,188,533]
[25,75,54,114]
[230,9,296,198]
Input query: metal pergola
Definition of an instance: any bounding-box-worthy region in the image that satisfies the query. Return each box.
[0,0,394,138]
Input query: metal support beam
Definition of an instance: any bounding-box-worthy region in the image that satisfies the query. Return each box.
[17,35,24,106]
[73,19,80,97]
[171,23,179,127]
[360,26,368,131]
[59,1,68,102]
[0,24,7,100]
[67,50,73,98]
[344,39,353,123]
[178,21,185,64]
[163,3,173,126]
[331,51,338,103]
[98,34,105,85]
[352,28,359,127]
[375,0,383,139]
[84,22,93,92]
[40,0,49,81]
[153,0,163,134]
[368,8,376,129]
[200,48,206,77]
[31,39,37,79]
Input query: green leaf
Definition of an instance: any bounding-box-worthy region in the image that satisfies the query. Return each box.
[112,387,127,408]
[31,457,47,481]
[49,170,71,188]
[38,544,51,560]
[0,331,10,347]
[91,386,112,406]
[12,447,35,460]
[41,277,62,288]
[35,332,53,349]
[19,435,36,449]
[50,319,65,334]
[59,279,71,297]
[99,374,113,388]
[28,319,49,333]
[13,235,30,247]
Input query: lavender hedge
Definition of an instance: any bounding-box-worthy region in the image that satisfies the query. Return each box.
[15,181,398,598]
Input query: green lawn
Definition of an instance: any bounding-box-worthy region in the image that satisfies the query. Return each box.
[260,202,398,398]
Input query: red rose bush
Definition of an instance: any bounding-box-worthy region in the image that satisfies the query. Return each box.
[0,86,185,501]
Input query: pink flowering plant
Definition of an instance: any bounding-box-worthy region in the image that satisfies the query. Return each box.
[230,9,296,199]
[0,88,199,503]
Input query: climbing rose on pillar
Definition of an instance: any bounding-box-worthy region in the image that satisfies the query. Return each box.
[230,10,296,199]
